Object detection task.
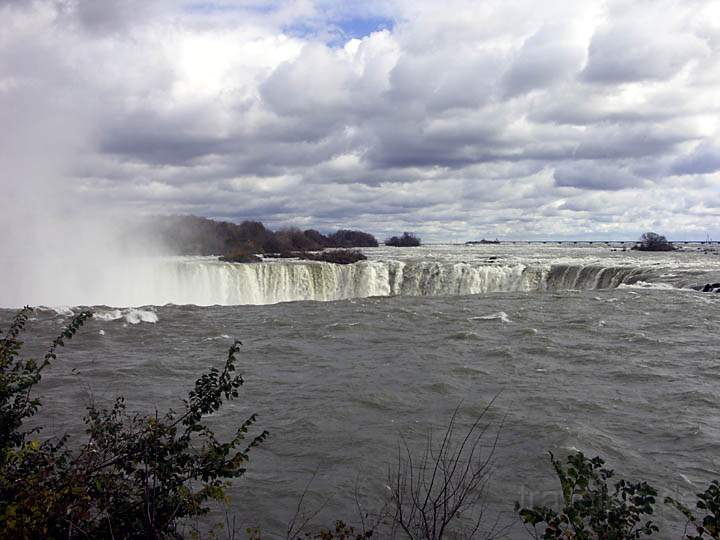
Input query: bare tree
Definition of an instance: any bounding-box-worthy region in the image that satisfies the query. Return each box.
[387,401,503,540]
[282,403,503,539]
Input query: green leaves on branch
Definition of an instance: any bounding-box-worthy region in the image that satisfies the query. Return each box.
[0,307,91,451]
[518,451,720,540]
[0,308,266,539]
[516,452,658,540]
[666,481,720,539]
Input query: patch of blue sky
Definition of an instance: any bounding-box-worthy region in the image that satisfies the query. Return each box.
[337,15,393,39]
[284,15,394,46]
[183,2,277,15]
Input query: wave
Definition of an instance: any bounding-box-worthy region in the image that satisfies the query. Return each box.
[94,308,158,324]
[469,311,513,323]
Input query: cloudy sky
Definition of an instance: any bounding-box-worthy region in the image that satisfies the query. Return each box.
[2,0,719,242]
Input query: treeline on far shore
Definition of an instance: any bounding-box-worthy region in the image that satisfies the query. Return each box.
[140,215,379,257]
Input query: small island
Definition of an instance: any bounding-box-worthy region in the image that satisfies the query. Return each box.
[264,249,367,265]
[142,215,378,264]
[465,239,501,245]
[631,232,676,252]
[385,232,421,247]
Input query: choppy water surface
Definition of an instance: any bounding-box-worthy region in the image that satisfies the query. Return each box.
[3,245,720,538]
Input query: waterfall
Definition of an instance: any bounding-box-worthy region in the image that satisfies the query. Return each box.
[4,257,668,308]
[124,259,656,306]
[544,265,649,290]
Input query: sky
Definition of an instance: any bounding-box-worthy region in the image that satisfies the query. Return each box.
[1,0,719,242]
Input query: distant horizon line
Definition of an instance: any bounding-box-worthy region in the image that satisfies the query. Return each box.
[428,240,720,244]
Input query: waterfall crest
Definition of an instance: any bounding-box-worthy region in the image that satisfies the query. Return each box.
[120,259,657,306]
[6,257,669,308]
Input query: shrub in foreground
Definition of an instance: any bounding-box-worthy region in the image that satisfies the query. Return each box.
[0,307,267,539]
[517,451,720,540]
[666,481,720,539]
[517,452,658,539]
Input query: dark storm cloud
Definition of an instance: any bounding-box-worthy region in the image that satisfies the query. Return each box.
[671,142,720,175]
[69,0,163,33]
[581,20,708,84]
[100,129,227,166]
[573,123,695,160]
[554,162,645,191]
[2,0,719,241]
[501,24,585,97]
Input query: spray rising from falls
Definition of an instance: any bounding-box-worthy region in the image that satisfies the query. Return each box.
[25,258,665,308]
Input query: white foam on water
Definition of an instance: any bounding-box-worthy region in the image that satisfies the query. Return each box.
[469,311,512,323]
[202,334,231,341]
[680,473,694,486]
[94,309,123,321]
[618,281,676,290]
[124,309,158,324]
[94,307,158,324]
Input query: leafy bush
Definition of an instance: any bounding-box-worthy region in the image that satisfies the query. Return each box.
[666,481,720,539]
[385,233,421,247]
[516,452,658,540]
[0,307,267,539]
[293,520,373,539]
[303,229,334,248]
[326,230,379,248]
[275,227,324,252]
[632,232,675,252]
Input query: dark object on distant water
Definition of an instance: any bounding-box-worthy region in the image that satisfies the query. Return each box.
[386,232,421,247]
[302,249,367,264]
[219,252,262,263]
[466,239,500,245]
[263,249,367,264]
[631,232,676,251]
[699,282,720,292]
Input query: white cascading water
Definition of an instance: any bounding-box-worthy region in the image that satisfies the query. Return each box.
[544,265,647,290]
[116,259,649,306]
[153,260,555,305]
[0,256,656,308]
[393,261,545,296]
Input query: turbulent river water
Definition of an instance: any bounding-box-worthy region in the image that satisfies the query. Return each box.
[3,243,720,538]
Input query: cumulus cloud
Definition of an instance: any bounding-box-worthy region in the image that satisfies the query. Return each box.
[0,0,719,243]
[671,141,720,175]
[502,23,586,97]
[582,20,708,84]
[553,162,645,191]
